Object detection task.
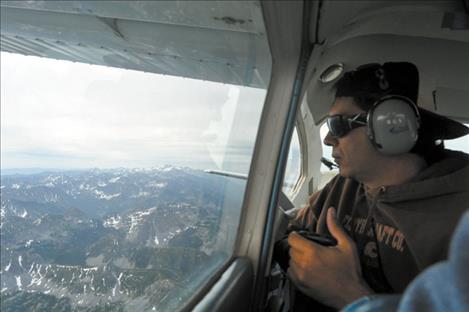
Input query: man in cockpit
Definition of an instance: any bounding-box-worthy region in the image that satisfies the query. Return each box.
[279,62,469,310]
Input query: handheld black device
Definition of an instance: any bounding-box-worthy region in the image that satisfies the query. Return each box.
[297,230,337,246]
[273,231,338,272]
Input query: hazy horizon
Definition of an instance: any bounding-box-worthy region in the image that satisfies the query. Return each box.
[0,165,208,176]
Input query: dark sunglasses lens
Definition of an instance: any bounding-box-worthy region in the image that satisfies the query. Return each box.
[327,116,347,138]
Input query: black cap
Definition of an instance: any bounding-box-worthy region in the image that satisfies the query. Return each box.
[419,108,469,140]
[334,62,469,140]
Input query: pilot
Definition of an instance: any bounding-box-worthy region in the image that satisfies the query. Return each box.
[280,62,469,310]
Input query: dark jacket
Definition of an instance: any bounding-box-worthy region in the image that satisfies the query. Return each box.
[285,150,469,293]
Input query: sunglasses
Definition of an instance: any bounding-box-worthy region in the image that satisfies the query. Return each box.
[326,113,368,138]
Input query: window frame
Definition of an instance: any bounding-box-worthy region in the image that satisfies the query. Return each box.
[187,1,307,311]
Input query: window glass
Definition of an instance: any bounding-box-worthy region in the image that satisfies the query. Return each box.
[0,3,271,312]
[445,124,469,153]
[282,128,302,197]
[319,123,338,188]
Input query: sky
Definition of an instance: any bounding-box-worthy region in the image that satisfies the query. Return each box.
[1,52,267,173]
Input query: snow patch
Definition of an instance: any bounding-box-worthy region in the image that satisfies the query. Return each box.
[45,194,58,203]
[44,175,60,185]
[15,276,22,290]
[4,260,12,272]
[94,190,120,200]
[12,184,21,189]
[109,176,121,183]
[149,181,167,188]
[79,184,94,191]
[82,267,98,272]
[28,262,35,274]
[113,272,124,296]
[131,191,150,198]
[128,207,157,234]
[103,215,122,229]
[20,209,28,218]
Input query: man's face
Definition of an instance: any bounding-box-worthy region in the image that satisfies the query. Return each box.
[324,97,385,182]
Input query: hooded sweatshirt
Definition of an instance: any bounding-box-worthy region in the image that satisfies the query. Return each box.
[289,150,469,293]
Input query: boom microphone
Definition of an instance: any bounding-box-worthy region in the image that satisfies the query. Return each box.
[320,157,339,170]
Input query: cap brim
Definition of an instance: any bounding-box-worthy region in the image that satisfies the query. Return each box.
[419,108,469,140]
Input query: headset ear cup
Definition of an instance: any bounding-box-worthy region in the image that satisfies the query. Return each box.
[368,96,420,155]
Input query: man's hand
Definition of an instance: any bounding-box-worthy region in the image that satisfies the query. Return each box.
[287,207,374,309]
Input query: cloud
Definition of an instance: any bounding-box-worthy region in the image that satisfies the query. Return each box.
[1,52,267,172]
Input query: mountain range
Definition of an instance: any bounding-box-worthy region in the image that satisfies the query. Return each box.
[1,166,244,311]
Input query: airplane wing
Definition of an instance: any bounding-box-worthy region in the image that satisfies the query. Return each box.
[205,169,295,212]
[0,1,271,88]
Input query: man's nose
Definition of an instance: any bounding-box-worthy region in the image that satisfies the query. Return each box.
[323,131,337,147]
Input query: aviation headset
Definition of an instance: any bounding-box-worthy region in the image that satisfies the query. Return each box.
[364,67,421,155]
